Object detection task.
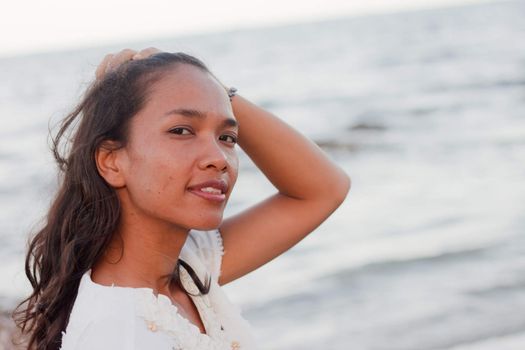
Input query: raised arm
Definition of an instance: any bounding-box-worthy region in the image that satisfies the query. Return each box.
[218,93,350,285]
[91,48,351,286]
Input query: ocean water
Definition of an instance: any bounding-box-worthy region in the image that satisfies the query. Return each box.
[1,1,524,349]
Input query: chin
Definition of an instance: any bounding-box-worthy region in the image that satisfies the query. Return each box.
[188,215,224,231]
[191,223,222,231]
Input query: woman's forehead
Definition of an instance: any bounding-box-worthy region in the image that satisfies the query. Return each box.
[131,71,235,130]
[146,66,231,115]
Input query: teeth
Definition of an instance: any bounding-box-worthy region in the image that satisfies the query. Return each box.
[200,187,222,194]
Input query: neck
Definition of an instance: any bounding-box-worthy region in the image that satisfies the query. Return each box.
[91,206,190,294]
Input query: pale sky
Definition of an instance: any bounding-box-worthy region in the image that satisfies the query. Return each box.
[1,0,500,57]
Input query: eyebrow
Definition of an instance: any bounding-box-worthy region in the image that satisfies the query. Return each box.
[164,108,238,128]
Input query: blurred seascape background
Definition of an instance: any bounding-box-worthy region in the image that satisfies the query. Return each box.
[1,0,525,349]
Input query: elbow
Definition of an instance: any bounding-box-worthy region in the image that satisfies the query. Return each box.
[327,170,351,206]
[337,172,351,204]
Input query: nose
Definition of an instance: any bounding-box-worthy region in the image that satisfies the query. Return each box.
[197,137,230,172]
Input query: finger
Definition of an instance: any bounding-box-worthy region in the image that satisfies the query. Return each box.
[105,49,137,75]
[133,47,162,60]
[95,53,114,80]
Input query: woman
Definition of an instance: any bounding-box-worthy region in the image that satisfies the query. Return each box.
[14,48,350,350]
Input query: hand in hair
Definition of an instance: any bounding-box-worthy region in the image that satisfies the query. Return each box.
[95,47,161,80]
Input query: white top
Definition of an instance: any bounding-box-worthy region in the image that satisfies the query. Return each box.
[60,229,258,350]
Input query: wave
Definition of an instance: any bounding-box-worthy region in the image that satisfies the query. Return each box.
[424,79,525,94]
[318,246,492,283]
[442,328,525,350]
[467,279,525,298]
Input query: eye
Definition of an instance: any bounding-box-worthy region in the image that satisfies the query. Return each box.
[168,127,193,135]
[219,134,238,144]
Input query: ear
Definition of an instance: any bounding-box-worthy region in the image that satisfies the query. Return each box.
[95,141,127,188]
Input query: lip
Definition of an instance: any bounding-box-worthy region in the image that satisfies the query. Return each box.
[187,179,228,203]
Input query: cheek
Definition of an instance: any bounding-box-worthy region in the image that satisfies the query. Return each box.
[228,152,239,185]
[126,146,190,196]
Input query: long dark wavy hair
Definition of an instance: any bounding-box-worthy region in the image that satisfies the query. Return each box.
[12,52,215,350]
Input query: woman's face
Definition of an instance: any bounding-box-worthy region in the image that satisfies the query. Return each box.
[117,64,239,231]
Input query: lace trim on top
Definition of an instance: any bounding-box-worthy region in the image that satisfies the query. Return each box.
[136,263,234,350]
[213,229,225,280]
[214,229,225,257]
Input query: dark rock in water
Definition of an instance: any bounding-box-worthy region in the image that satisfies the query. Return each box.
[349,123,387,131]
[409,107,438,116]
[314,140,360,151]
